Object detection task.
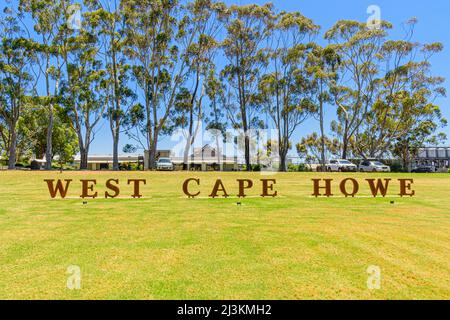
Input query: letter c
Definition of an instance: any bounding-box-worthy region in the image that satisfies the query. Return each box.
[183,178,200,198]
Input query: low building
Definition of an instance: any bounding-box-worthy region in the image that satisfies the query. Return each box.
[174,144,239,171]
[414,147,450,171]
[73,154,144,170]
[144,145,239,171]
[143,150,172,170]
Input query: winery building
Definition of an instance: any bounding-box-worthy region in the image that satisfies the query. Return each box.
[414,147,450,170]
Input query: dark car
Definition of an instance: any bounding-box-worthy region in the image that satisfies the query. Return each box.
[411,165,435,173]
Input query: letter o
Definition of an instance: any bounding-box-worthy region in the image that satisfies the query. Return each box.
[340,178,359,197]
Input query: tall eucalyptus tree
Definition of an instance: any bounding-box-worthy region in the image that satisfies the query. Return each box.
[221,3,274,171]
[19,0,67,170]
[0,6,36,169]
[259,11,319,171]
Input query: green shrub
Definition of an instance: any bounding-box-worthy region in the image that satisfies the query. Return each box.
[298,164,312,172]
[128,163,142,171]
[251,164,261,172]
[390,163,406,173]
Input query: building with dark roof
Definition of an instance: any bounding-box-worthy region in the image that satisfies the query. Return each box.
[414,147,450,171]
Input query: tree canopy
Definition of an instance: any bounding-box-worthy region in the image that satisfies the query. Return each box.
[0,1,446,172]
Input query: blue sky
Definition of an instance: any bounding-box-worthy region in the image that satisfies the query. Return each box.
[83,0,450,154]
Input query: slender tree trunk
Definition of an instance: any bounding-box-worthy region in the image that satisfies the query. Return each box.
[342,141,348,160]
[401,148,409,172]
[211,98,223,172]
[44,62,55,171]
[111,42,120,172]
[8,125,17,170]
[183,70,201,171]
[145,95,152,171]
[148,129,159,170]
[256,130,260,166]
[342,122,349,159]
[183,136,191,171]
[242,116,251,171]
[319,96,326,172]
[148,144,157,170]
[78,130,89,171]
[183,108,194,171]
[275,59,282,172]
[404,146,411,173]
[237,65,251,172]
[216,134,222,171]
[279,148,288,172]
[244,133,251,171]
[45,106,53,170]
[80,147,88,170]
[112,132,119,171]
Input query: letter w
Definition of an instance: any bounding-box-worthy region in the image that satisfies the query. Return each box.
[45,179,72,199]
[366,179,391,197]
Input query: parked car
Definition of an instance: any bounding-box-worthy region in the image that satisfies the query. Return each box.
[156,158,174,171]
[326,159,357,172]
[359,160,391,172]
[411,165,435,173]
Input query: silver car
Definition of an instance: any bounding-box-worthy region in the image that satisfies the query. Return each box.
[359,160,391,172]
[326,159,358,172]
[156,158,174,171]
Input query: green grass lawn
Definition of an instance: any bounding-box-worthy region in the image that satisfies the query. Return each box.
[0,171,449,300]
